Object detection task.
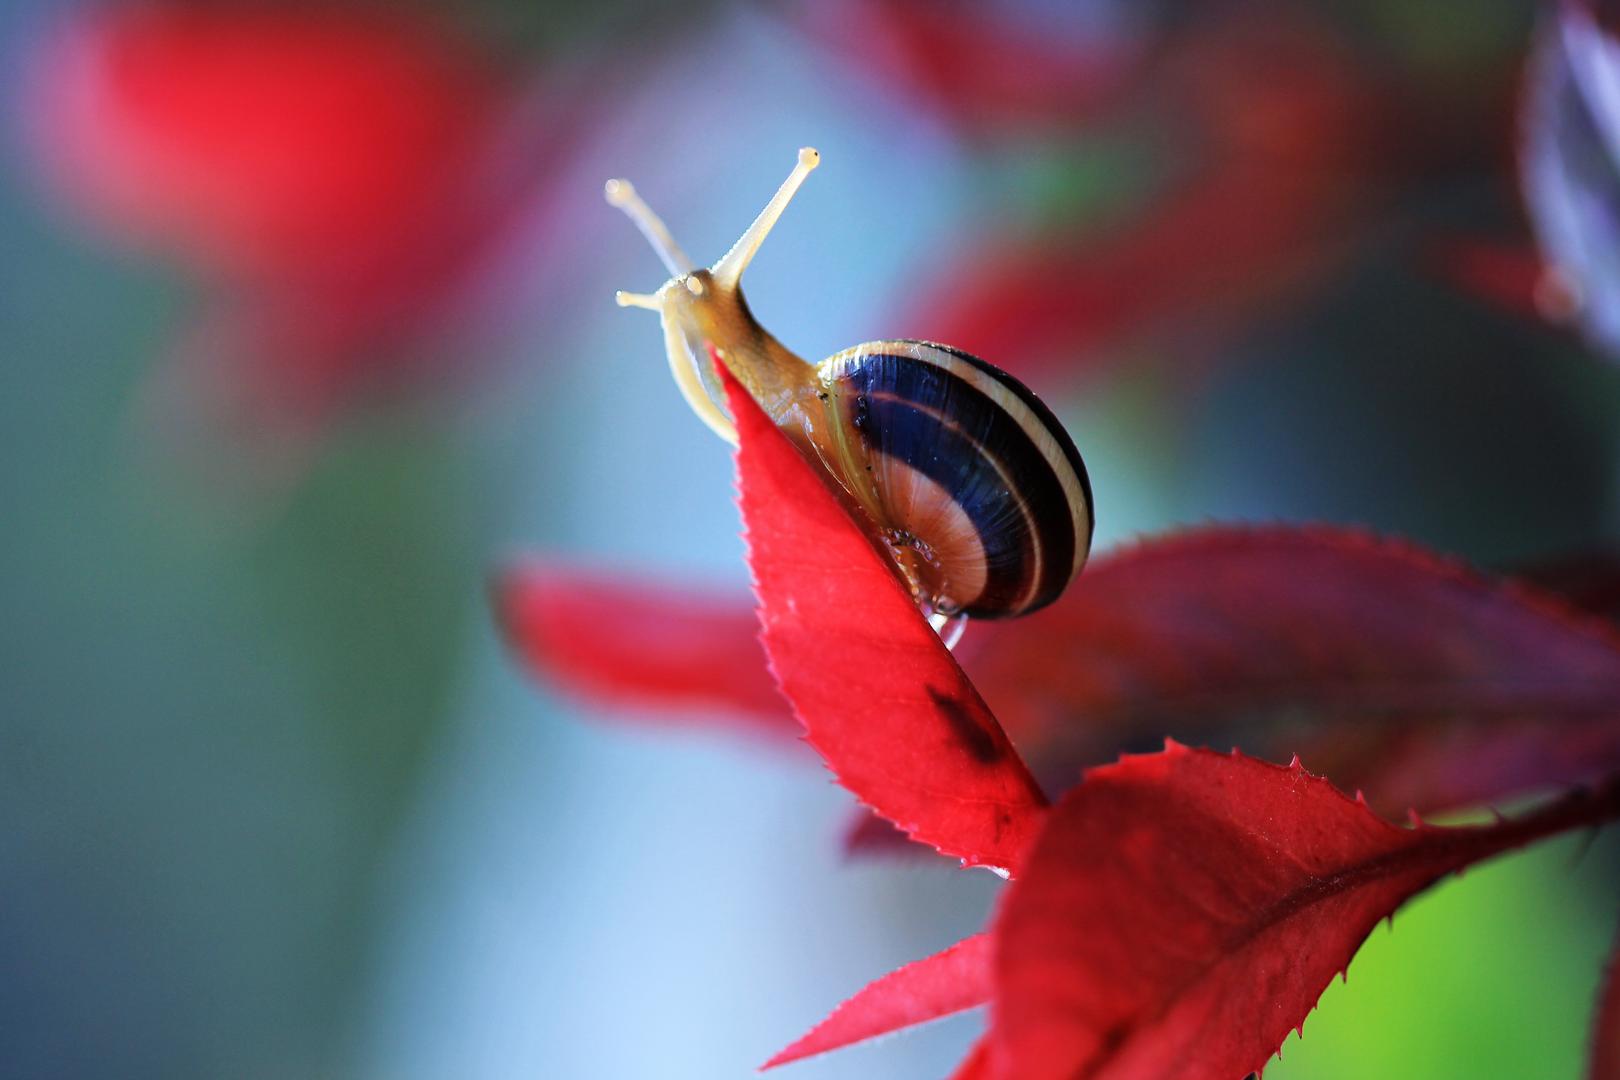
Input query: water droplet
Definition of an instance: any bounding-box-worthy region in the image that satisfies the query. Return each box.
[927,608,969,651]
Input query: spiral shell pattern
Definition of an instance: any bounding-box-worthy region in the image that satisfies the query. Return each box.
[817,340,1093,619]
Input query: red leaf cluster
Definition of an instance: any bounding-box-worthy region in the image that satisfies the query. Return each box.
[632,364,1620,1076]
[802,0,1143,136]
[488,19,1620,1063]
[494,562,788,734]
[504,527,1620,825]
[491,355,1620,1075]
[827,3,1528,388]
[972,526,1620,817]
[760,745,1620,1075]
[894,11,1394,383]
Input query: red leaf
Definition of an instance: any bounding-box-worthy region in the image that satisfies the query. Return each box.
[493,560,791,734]
[763,934,992,1070]
[966,526,1620,816]
[1593,922,1620,1080]
[906,13,1383,382]
[724,360,1048,871]
[501,524,1620,826]
[990,745,1620,1080]
[1513,547,1620,622]
[841,808,926,859]
[804,0,1142,135]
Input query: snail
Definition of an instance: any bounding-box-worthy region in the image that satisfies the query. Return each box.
[607,148,1093,630]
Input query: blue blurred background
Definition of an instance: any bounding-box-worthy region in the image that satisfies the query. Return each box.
[3,1,1620,1077]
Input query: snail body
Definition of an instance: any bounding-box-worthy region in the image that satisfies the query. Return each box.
[608,149,1092,621]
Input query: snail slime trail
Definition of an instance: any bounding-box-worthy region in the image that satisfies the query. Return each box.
[607,149,1096,647]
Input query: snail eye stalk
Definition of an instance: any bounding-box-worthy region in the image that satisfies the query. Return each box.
[711,147,820,289]
[604,177,694,277]
[615,290,661,311]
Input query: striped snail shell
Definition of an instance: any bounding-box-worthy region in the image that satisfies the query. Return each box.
[607,149,1094,622]
[816,340,1092,619]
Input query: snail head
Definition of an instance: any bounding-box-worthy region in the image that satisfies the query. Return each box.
[607,146,819,313]
[606,148,821,443]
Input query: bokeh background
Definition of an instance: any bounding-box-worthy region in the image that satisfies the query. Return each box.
[4,1,1620,1077]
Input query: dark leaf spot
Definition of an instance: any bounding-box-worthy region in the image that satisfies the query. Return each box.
[927,686,1004,765]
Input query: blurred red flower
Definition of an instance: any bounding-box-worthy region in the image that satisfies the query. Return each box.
[23,3,579,446]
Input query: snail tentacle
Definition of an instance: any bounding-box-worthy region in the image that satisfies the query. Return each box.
[604,178,694,276]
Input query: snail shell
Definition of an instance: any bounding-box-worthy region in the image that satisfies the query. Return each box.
[608,149,1094,621]
[816,340,1092,619]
